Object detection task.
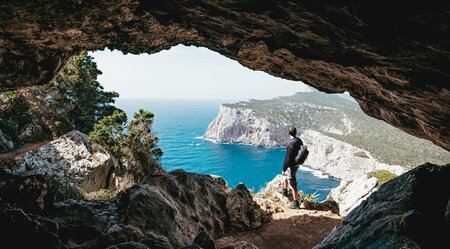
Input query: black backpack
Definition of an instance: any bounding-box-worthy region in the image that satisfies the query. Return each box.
[295,145,309,165]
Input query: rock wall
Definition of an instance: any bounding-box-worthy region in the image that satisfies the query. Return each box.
[1,1,449,150]
[0,170,268,248]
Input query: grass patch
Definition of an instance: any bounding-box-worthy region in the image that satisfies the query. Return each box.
[367,170,397,187]
[87,188,117,200]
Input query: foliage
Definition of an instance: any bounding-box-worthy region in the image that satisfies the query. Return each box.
[300,192,320,204]
[89,110,127,157]
[90,109,163,182]
[367,170,397,188]
[87,188,118,200]
[54,117,74,136]
[0,51,119,149]
[0,94,32,143]
[52,51,119,133]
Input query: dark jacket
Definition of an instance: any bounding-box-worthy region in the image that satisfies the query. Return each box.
[282,137,303,172]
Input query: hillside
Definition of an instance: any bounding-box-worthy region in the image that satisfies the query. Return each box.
[215,91,449,168]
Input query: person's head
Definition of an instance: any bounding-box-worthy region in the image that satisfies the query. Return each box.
[288,126,297,137]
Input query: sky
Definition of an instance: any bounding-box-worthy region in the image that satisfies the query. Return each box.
[90,45,312,101]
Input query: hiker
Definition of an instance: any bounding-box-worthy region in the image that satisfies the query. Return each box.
[281,126,303,209]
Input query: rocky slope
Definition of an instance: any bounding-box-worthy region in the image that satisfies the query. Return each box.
[0,130,268,248]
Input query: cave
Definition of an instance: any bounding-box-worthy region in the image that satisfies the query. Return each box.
[1,1,449,151]
[1,1,449,248]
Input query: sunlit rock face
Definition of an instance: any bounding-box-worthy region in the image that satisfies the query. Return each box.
[0,1,449,150]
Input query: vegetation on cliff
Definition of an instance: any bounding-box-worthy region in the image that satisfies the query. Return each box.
[367,170,397,188]
[224,92,450,167]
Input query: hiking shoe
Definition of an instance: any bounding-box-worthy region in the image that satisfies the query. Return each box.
[287,200,300,209]
[279,188,289,198]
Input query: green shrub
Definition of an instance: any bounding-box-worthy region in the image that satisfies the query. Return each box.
[300,192,320,204]
[367,170,397,187]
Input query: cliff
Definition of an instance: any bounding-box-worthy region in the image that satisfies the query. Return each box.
[204,105,289,148]
[204,92,450,167]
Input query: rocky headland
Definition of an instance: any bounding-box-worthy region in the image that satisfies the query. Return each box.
[203,92,450,217]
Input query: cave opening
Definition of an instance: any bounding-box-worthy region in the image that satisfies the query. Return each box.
[89,44,342,197]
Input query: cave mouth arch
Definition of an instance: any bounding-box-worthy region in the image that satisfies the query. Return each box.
[87,46,449,172]
[0,1,449,150]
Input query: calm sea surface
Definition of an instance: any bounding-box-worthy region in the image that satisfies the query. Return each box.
[117,99,339,201]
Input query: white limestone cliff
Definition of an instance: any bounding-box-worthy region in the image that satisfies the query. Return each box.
[204,105,290,147]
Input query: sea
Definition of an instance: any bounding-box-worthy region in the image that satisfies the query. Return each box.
[117,99,340,201]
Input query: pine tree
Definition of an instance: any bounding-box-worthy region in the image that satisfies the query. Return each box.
[53,51,119,133]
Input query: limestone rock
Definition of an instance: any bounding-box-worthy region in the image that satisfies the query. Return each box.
[226,183,270,231]
[204,105,289,147]
[327,175,378,217]
[315,163,450,249]
[301,130,406,180]
[207,107,407,180]
[0,129,14,153]
[0,170,266,248]
[13,130,123,193]
[303,200,339,215]
[0,174,82,212]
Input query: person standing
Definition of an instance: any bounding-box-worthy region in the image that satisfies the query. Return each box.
[281,126,303,209]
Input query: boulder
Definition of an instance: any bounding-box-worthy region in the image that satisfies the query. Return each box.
[327,175,378,217]
[192,231,216,249]
[226,183,270,231]
[0,174,82,212]
[0,209,66,249]
[0,129,14,152]
[12,130,124,193]
[315,163,450,248]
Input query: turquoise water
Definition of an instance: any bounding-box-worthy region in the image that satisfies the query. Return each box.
[117,99,340,201]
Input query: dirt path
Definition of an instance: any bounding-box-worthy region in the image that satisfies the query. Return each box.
[217,209,341,249]
[218,208,341,249]
[218,174,342,249]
